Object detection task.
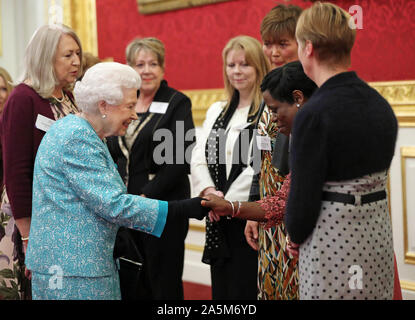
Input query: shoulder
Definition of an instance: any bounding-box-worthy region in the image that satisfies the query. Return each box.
[206,100,226,118]
[156,81,189,102]
[5,84,39,105]
[47,115,96,146]
[292,101,326,136]
[2,84,51,122]
[198,101,226,131]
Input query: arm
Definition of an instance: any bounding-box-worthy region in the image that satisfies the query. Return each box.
[201,194,266,222]
[141,95,194,198]
[62,135,167,237]
[284,110,328,244]
[256,173,291,229]
[2,91,36,237]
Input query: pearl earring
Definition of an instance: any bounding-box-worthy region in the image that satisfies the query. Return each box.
[102,114,107,119]
[296,103,300,108]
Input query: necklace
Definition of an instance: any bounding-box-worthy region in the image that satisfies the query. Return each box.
[52,90,65,103]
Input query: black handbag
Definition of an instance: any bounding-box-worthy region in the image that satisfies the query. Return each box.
[113,227,144,300]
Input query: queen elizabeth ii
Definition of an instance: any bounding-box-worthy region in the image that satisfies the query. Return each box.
[25,62,208,300]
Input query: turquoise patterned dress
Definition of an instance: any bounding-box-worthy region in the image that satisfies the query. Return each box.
[25,114,168,300]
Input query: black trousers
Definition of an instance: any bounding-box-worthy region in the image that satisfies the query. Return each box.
[122,212,188,300]
[210,220,258,300]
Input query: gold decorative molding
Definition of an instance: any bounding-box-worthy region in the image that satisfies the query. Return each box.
[137,0,233,15]
[185,81,415,127]
[400,146,415,265]
[185,243,204,252]
[370,80,415,127]
[189,223,206,233]
[182,88,226,127]
[401,280,415,292]
[63,0,98,56]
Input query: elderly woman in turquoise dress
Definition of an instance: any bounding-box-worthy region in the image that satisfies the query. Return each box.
[25,62,208,300]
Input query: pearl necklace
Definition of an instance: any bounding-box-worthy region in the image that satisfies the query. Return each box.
[52,90,65,103]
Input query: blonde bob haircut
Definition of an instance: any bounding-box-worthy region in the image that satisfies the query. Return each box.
[20,23,83,99]
[125,37,165,70]
[222,35,270,117]
[295,2,356,66]
[0,66,14,97]
[260,4,302,43]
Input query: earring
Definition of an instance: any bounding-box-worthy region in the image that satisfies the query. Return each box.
[296,103,300,108]
[102,114,107,119]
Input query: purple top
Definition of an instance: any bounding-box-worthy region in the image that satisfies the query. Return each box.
[1,83,70,219]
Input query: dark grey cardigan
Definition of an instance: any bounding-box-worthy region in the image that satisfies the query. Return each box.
[285,71,398,244]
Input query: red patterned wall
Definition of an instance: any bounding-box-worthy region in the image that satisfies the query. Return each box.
[96,0,415,90]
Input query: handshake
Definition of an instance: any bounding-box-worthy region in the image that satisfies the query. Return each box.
[167,193,234,221]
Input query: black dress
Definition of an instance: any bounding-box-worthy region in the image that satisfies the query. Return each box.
[107,80,195,299]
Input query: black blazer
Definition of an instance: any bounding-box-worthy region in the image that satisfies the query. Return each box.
[107,80,195,201]
[284,72,398,244]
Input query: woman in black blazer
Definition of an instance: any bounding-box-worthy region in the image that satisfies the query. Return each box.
[107,37,194,300]
[284,3,398,300]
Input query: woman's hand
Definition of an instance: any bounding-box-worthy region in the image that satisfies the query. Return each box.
[201,194,233,221]
[244,221,259,251]
[200,187,219,197]
[201,188,224,222]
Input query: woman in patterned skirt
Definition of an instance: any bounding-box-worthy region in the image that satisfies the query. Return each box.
[284,2,398,299]
[245,4,303,300]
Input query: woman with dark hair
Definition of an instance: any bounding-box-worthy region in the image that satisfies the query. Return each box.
[245,4,303,300]
[203,61,317,300]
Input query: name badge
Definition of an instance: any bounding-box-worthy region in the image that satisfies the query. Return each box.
[256,135,272,151]
[35,114,55,132]
[149,102,169,114]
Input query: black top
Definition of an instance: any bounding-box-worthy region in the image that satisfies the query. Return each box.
[107,80,194,201]
[284,72,398,244]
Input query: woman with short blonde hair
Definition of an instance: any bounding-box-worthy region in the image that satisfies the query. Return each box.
[284,2,397,300]
[295,1,355,66]
[107,37,195,299]
[125,37,165,70]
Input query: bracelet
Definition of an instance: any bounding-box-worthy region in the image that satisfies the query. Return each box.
[233,201,241,218]
[21,236,29,242]
[226,200,235,218]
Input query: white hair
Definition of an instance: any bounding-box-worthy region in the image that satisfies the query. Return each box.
[18,23,82,98]
[74,62,141,113]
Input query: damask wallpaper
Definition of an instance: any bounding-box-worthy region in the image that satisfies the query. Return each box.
[96,0,415,90]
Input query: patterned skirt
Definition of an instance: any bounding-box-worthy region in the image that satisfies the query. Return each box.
[256,107,298,300]
[299,171,394,300]
[258,223,299,300]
